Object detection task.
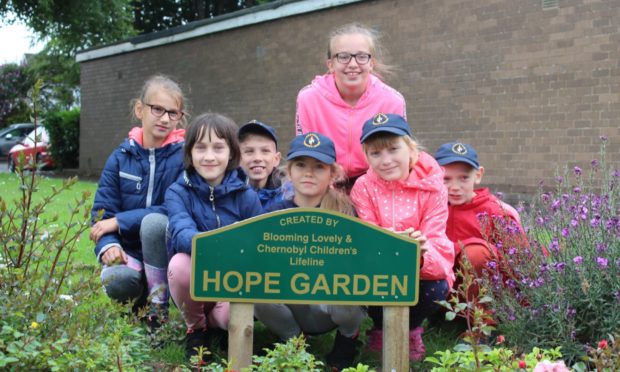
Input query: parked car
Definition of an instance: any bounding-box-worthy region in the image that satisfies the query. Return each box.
[7,127,54,172]
[0,123,35,156]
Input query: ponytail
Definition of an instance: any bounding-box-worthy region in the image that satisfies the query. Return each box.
[320,164,356,217]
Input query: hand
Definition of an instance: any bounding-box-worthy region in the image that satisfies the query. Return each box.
[90,217,119,243]
[101,246,127,266]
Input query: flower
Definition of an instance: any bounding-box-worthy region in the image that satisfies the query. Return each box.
[496,335,505,344]
[519,360,527,369]
[30,321,39,329]
[596,257,608,269]
[598,339,608,349]
[533,360,570,372]
[574,166,582,176]
[573,256,583,265]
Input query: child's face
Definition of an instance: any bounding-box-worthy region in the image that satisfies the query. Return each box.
[191,128,231,186]
[288,157,332,202]
[327,33,375,93]
[365,137,416,182]
[239,134,281,189]
[135,88,182,147]
[442,162,484,205]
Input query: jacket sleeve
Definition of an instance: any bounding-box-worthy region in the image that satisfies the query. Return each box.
[91,153,123,257]
[115,205,166,235]
[418,188,455,283]
[350,179,380,226]
[241,189,264,219]
[165,186,198,255]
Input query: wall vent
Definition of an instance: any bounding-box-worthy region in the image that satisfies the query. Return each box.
[542,0,559,10]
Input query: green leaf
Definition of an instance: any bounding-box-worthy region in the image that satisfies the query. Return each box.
[445,311,457,321]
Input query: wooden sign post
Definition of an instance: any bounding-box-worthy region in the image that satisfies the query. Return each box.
[191,208,420,370]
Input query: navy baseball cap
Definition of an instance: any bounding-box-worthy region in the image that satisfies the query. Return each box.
[287,132,336,165]
[434,142,480,169]
[238,120,278,147]
[360,113,413,143]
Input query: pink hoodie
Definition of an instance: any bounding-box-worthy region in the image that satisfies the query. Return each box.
[128,127,185,147]
[350,151,455,287]
[295,74,406,178]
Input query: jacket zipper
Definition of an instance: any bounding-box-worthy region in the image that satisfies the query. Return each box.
[392,189,395,229]
[209,186,221,228]
[146,149,155,207]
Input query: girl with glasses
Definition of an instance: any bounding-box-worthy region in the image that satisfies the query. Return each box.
[90,74,187,328]
[295,23,407,187]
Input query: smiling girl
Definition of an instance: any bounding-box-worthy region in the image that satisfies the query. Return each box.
[295,23,406,183]
[164,113,262,361]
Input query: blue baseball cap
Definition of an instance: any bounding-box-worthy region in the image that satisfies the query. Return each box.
[434,142,480,169]
[360,113,412,143]
[287,132,336,165]
[238,120,278,147]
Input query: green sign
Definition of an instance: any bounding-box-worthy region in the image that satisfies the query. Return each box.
[191,208,420,305]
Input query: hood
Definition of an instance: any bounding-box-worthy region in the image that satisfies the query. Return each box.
[310,73,381,109]
[365,151,445,192]
[128,127,185,147]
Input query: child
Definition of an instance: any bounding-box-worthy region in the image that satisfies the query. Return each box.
[295,23,406,183]
[434,141,524,296]
[254,132,363,370]
[165,113,262,360]
[350,113,454,361]
[238,120,286,209]
[90,75,187,324]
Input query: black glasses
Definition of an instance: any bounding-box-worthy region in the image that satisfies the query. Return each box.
[144,103,184,121]
[333,52,372,65]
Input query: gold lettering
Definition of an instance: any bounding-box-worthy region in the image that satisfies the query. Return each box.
[202,270,220,292]
[353,274,370,295]
[291,273,310,294]
[392,275,408,296]
[332,274,351,295]
[373,274,389,296]
[223,271,243,292]
[264,272,281,294]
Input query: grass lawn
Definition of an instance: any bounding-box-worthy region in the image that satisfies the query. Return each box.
[1,171,464,370]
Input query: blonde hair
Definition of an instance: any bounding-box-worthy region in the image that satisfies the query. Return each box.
[286,161,356,216]
[327,23,395,81]
[130,74,189,127]
[362,132,420,169]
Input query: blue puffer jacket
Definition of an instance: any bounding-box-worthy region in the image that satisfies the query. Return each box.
[166,168,263,256]
[92,131,184,260]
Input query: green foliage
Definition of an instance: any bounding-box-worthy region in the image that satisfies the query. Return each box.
[425,345,565,371]
[0,62,34,126]
[25,51,80,109]
[250,335,324,371]
[44,107,79,169]
[482,137,619,363]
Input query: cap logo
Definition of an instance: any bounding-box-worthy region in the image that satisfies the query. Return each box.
[303,133,320,148]
[372,113,389,125]
[451,143,468,155]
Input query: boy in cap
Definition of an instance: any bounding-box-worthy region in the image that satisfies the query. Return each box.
[434,141,524,299]
[238,120,286,209]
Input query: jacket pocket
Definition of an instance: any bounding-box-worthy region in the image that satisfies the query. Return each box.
[119,171,142,191]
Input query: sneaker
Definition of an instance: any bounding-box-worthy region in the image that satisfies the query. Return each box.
[145,303,169,330]
[185,328,210,362]
[409,326,426,361]
[326,331,360,371]
[367,329,383,352]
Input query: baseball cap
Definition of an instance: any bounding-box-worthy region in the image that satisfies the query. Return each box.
[360,113,412,143]
[434,142,480,169]
[287,132,336,165]
[238,120,278,147]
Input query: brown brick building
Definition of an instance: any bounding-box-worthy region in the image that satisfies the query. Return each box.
[77,0,619,200]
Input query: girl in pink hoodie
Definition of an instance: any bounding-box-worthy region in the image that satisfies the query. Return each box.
[350,113,454,362]
[295,23,406,182]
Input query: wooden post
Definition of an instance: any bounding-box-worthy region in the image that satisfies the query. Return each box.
[228,303,254,370]
[383,306,409,372]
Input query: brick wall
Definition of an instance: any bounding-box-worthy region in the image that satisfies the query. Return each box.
[80,0,620,199]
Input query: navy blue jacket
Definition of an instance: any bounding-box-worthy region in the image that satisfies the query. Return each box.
[91,137,184,260]
[166,168,263,256]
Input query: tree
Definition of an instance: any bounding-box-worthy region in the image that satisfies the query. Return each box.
[0,62,34,126]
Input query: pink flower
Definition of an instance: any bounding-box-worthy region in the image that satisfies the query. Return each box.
[496,335,505,344]
[598,339,608,349]
[533,360,570,372]
[519,360,527,369]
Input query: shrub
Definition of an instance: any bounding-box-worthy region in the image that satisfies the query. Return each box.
[483,137,619,362]
[44,107,80,169]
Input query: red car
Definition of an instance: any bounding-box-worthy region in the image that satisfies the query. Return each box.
[7,127,54,172]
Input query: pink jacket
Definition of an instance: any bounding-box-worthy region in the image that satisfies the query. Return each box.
[350,151,455,287]
[295,74,406,178]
